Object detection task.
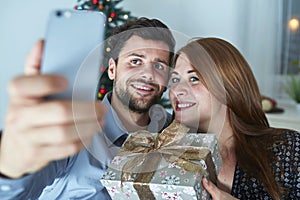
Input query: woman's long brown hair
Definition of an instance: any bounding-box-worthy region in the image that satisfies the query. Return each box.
[176,37,286,200]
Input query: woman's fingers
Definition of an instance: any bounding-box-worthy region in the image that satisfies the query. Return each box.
[202,177,238,200]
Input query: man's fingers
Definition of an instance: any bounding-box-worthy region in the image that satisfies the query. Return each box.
[21,141,85,173]
[7,101,107,128]
[8,74,68,104]
[26,121,101,146]
[40,141,85,161]
[24,40,44,75]
[73,101,108,124]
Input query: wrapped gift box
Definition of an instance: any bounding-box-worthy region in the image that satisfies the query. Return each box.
[100,122,222,200]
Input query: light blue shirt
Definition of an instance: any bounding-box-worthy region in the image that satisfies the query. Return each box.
[0,92,172,199]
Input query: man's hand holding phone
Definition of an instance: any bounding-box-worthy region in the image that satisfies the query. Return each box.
[0,10,107,178]
[0,40,107,178]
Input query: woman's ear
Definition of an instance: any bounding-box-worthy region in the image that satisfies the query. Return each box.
[107,58,116,80]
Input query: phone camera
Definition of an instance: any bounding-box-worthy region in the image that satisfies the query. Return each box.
[56,11,62,17]
[64,11,71,18]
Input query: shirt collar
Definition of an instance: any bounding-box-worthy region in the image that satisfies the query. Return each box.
[102,92,127,144]
[101,91,173,143]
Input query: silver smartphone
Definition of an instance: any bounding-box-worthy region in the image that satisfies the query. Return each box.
[41,9,106,101]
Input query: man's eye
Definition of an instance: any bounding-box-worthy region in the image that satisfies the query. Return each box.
[153,63,165,71]
[131,59,142,65]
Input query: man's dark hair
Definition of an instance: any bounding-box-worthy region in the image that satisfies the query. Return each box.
[107,17,175,65]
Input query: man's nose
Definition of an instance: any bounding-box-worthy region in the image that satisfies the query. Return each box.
[141,64,155,81]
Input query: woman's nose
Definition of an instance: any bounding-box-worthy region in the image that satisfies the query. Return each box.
[171,81,189,97]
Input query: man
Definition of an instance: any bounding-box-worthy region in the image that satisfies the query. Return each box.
[0,17,175,199]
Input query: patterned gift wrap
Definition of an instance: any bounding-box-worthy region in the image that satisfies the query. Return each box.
[100,121,222,200]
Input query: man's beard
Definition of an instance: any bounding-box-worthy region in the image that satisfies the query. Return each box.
[114,79,162,113]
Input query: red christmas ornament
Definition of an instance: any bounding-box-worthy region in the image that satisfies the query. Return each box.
[110,12,116,18]
[100,66,106,73]
[98,86,107,99]
[92,0,98,5]
[100,87,107,95]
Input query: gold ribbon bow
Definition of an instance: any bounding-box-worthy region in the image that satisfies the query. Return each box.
[118,120,217,200]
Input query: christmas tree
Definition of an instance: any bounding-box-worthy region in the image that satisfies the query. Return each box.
[75,0,137,100]
[74,1,172,109]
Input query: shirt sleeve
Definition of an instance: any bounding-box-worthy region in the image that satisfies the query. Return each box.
[0,130,73,199]
[0,158,72,200]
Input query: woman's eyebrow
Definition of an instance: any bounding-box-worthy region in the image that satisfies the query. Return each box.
[170,71,179,76]
[187,69,196,74]
[170,69,196,76]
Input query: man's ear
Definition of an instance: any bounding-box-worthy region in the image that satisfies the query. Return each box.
[108,58,116,80]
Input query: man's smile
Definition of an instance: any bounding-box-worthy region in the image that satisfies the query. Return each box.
[130,81,158,96]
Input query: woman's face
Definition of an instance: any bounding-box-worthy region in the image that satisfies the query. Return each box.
[169,53,224,132]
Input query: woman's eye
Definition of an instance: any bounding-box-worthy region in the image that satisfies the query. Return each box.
[171,77,180,84]
[153,63,165,71]
[190,76,199,82]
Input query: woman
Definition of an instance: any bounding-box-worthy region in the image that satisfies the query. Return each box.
[169,37,300,200]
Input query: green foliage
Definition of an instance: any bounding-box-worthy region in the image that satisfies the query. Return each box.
[285,75,300,103]
[159,97,172,109]
[75,0,137,39]
[290,60,299,66]
[75,0,137,100]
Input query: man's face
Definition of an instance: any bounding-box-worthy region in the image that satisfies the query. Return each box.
[108,35,170,113]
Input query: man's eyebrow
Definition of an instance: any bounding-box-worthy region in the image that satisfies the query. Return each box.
[128,53,145,58]
[154,58,168,66]
[128,53,168,66]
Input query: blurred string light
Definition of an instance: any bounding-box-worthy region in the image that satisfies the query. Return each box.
[289,18,299,32]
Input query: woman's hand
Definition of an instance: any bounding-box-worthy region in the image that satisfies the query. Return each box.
[202,177,238,200]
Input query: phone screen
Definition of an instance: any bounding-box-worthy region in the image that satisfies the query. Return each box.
[42,9,106,101]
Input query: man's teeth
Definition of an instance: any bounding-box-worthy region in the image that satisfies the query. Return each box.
[177,103,193,108]
[134,85,151,91]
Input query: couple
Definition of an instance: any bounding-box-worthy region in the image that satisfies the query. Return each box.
[0,17,299,200]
